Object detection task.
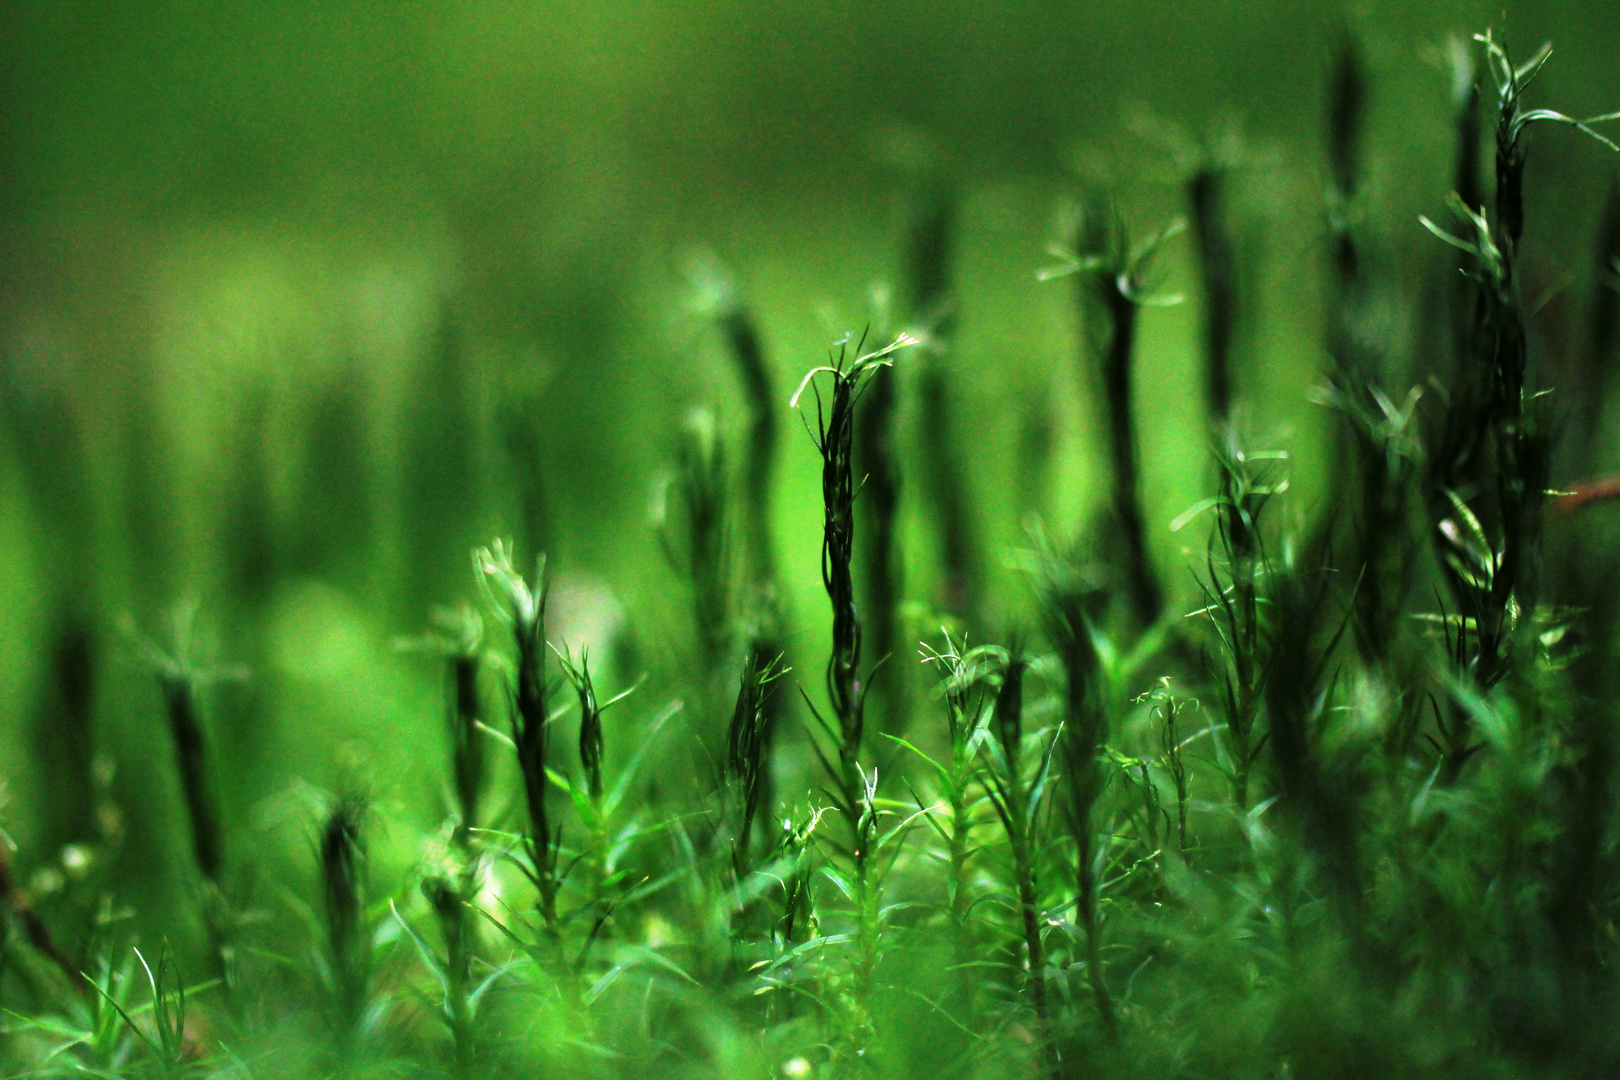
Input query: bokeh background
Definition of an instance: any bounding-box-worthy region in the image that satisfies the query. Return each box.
[4,0,1620,948]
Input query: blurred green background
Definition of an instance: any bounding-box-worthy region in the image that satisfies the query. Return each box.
[3,0,1620,943]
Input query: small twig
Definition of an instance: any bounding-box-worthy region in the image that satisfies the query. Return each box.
[1555,477,1620,512]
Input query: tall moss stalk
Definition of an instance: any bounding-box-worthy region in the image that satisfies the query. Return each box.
[320,795,369,1047]
[1326,35,1367,368]
[792,330,916,1050]
[1155,686,1191,856]
[1057,209,1182,628]
[1318,34,1425,669]
[1420,34,1620,777]
[1,354,103,858]
[978,653,1059,1068]
[440,607,486,848]
[793,333,915,789]
[660,410,734,680]
[422,875,475,1078]
[919,634,992,999]
[1565,184,1620,486]
[1042,562,1117,1040]
[147,641,239,996]
[724,651,783,885]
[1449,36,1486,370]
[854,350,902,736]
[909,194,980,632]
[157,669,223,888]
[556,646,611,941]
[1262,550,1366,935]
[1193,432,1285,809]
[476,542,561,936]
[710,281,791,802]
[1190,164,1238,424]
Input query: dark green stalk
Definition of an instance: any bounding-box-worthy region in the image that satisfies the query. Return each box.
[1468,33,1591,634]
[1452,38,1485,218]
[1573,184,1620,476]
[909,194,980,629]
[794,333,914,790]
[794,331,915,1055]
[423,876,475,1078]
[978,655,1056,1066]
[36,614,98,852]
[855,358,902,735]
[1313,373,1423,669]
[1452,37,1486,358]
[438,607,486,848]
[556,645,645,968]
[1131,759,1162,869]
[567,651,604,804]
[942,669,979,938]
[1,333,102,862]
[920,634,991,980]
[321,795,368,1044]
[912,634,993,1049]
[1068,209,1175,628]
[1155,688,1191,856]
[1319,33,1426,668]
[451,649,483,836]
[402,604,489,852]
[1321,34,1376,405]
[497,365,553,564]
[713,285,792,824]
[718,293,779,596]
[817,330,873,854]
[1044,566,1117,1040]
[1353,418,1421,669]
[1420,33,1619,760]
[724,651,783,883]
[1262,555,1365,935]
[126,610,242,995]
[1542,73,1620,1023]
[217,391,278,823]
[1100,280,1156,628]
[1327,34,1366,331]
[774,810,821,949]
[1547,571,1618,1015]
[556,646,611,945]
[155,662,241,998]
[761,804,823,1033]
[1199,432,1284,809]
[849,771,882,1032]
[1328,33,1365,212]
[664,410,733,679]
[1015,395,1058,528]
[159,669,223,886]
[1190,166,1238,422]
[476,542,560,935]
